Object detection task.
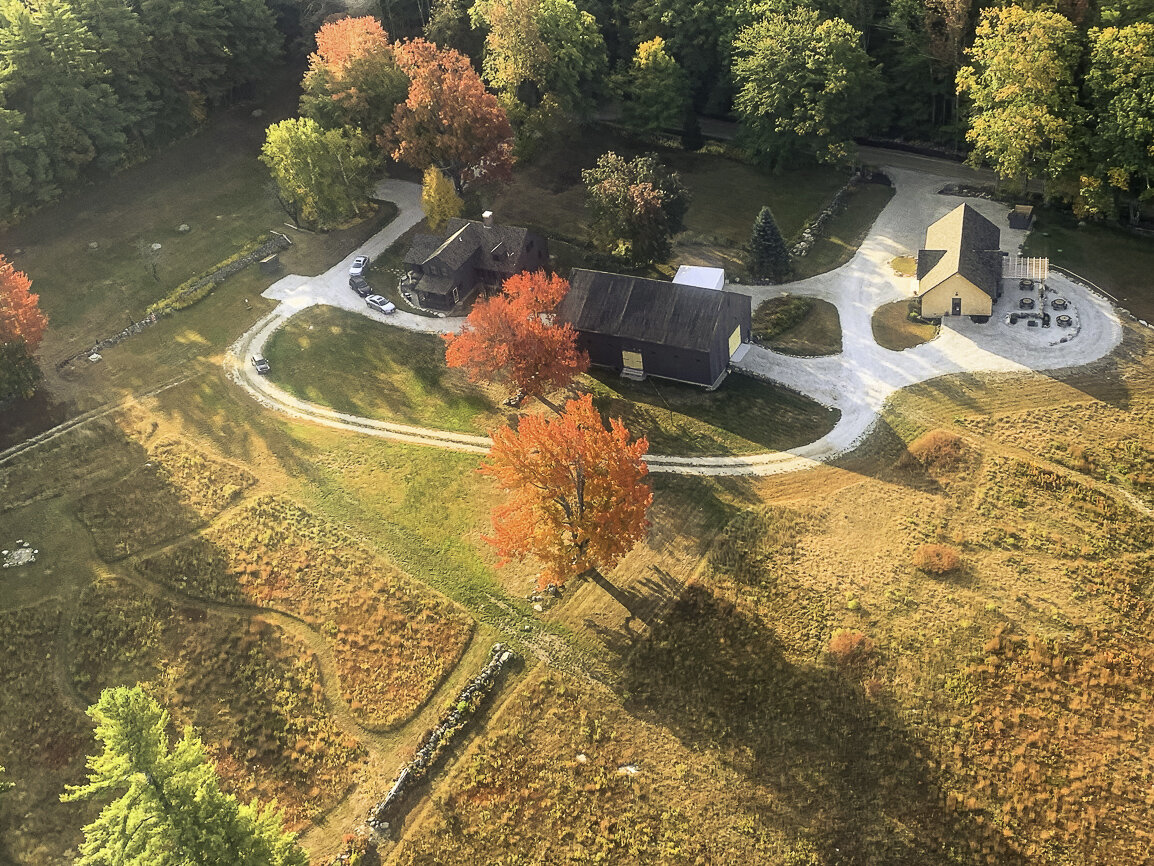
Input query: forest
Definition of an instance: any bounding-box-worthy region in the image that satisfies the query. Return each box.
[1,0,1152,225]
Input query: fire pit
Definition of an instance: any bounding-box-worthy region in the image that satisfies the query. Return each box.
[1056,314,1072,327]
[1051,297,1068,310]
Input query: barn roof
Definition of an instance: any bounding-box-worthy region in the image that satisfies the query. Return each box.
[558,269,740,352]
[919,203,1003,298]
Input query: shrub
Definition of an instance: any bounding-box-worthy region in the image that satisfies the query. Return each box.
[899,429,967,472]
[828,629,874,664]
[912,543,961,575]
[751,295,814,342]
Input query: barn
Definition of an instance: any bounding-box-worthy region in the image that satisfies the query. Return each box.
[917,203,1004,319]
[557,268,751,389]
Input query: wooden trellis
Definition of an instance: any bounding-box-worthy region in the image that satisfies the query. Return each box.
[1003,256,1049,281]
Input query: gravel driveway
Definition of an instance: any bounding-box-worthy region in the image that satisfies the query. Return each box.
[227,169,1124,476]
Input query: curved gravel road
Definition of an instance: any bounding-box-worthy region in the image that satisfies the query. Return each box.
[226,171,1123,476]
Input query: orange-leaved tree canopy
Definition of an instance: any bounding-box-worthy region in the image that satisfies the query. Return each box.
[388,38,514,191]
[480,393,652,589]
[0,254,47,351]
[300,17,407,138]
[443,270,588,407]
[311,16,390,74]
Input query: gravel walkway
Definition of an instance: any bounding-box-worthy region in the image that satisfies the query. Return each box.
[226,171,1124,476]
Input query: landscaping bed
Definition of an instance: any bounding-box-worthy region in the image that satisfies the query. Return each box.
[0,605,91,866]
[74,438,256,561]
[752,296,842,355]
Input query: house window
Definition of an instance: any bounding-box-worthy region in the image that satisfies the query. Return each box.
[622,350,643,371]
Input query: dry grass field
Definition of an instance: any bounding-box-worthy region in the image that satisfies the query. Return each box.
[379,323,1154,866]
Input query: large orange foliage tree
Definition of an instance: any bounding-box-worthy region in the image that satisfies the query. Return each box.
[0,253,48,399]
[388,39,514,191]
[443,270,587,407]
[481,394,652,590]
[299,17,408,136]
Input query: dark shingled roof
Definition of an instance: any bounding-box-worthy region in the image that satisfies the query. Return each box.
[558,269,739,352]
[919,203,1003,298]
[402,218,538,277]
[414,274,457,297]
[402,235,442,267]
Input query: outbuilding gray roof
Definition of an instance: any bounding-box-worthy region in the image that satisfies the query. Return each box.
[558,269,741,353]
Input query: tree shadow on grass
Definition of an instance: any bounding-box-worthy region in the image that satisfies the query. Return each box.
[624,585,1026,866]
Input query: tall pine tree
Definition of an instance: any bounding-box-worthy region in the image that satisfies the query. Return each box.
[749,206,790,283]
[62,686,307,866]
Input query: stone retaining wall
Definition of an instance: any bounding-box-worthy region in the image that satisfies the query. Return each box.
[56,234,291,369]
[330,644,517,863]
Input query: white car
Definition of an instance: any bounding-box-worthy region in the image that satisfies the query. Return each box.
[251,355,271,374]
[366,294,396,315]
[349,255,369,277]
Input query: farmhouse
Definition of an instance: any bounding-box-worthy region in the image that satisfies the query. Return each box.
[917,203,1004,319]
[401,213,549,313]
[557,268,751,389]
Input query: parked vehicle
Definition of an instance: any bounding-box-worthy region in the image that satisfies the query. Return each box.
[349,275,372,297]
[349,255,369,277]
[366,294,396,315]
[251,355,271,374]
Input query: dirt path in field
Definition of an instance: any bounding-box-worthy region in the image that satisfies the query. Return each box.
[226,171,1126,476]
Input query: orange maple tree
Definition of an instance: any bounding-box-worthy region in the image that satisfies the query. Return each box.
[443,270,588,407]
[0,254,47,351]
[311,16,390,73]
[388,39,514,191]
[480,394,652,589]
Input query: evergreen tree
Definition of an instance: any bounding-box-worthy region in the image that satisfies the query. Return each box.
[749,206,790,282]
[62,686,307,866]
[680,105,704,152]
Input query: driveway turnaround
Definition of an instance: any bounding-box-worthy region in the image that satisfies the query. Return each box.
[227,171,1123,476]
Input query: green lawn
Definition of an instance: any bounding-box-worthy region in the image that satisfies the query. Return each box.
[793,182,896,280]
[585,369,839,456]
[0,81,297,342]
[263,306,505,434]
[1022,208,1154,321]
[872,300,939,350]
[486,124,850,261]
[263,306,839,456]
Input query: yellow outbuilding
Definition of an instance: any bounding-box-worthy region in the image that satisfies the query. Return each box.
[916,204,1004,319]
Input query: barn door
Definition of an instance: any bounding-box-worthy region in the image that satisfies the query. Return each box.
[728,325,741,357]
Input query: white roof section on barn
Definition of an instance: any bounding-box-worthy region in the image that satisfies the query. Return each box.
[673,266,726,291]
